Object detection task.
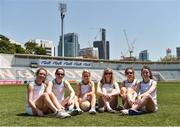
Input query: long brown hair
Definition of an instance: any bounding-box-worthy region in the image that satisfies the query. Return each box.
[100,67,114,84]
[141,65,153,79]
[55,67,65,76]
[125,67,135,78]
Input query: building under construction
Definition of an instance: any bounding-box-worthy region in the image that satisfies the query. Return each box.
[79,47,99,59]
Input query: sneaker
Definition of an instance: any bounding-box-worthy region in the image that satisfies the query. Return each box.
[67,109,79,116]
[128,109,143,115]
[77,109,83,115]
[120,109,129,115]
[89,109,96,115]
[55,111,71,119]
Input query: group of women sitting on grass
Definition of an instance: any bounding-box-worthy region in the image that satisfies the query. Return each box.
[26,65,157,118]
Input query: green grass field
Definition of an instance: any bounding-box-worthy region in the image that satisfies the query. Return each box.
[0,82,180,126]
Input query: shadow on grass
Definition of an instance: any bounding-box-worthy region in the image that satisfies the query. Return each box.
[16,113,32,117]
[16,113,57,118]
[118,110,156,116]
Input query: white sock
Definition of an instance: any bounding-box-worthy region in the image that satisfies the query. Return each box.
[105,101,111,110]
[68,104,74,111]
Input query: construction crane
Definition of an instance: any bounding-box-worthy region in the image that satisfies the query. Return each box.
[123,29,135,58]
[93,28,101,41]
[121,51,128,59]
[88,41,93,47]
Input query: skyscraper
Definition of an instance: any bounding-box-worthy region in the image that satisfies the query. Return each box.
[139,50,149,61]
[58,33,80,57]
[93,41,109,59]
[177,47,180,60]
[93,28,109,60]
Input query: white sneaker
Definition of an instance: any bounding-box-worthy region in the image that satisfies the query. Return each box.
[77,108,83,115]
[55,111,71,118]
[120,109,129,115]
[89,109,96,114]
[67,109,79,116]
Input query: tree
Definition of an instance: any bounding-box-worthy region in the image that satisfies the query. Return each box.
[0,37,15,54]
[24,41,38,54]
[14,44,26,53]
[160,55,177,62]
[0,34,25,54]
[0,34,46,55]
[35,47,46,55]
[24,41,46,55]
[0,34,9,42]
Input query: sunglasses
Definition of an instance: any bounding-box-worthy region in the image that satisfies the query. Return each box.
[56,73,64,76]
[105,72,112,75]
[126,72,133,75]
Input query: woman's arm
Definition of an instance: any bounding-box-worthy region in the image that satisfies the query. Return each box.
[28,83,43,116]
[132,80,140,93]
[45,80,53,94]
[96,81,105,96]
[76,82,81,98]
[120,81,125,96]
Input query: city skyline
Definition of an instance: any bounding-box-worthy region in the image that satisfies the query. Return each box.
[0,0,180,61]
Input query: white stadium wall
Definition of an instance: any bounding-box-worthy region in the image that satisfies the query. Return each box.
[0,54,180,84]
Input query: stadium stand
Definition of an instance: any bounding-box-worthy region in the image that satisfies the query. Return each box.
[158,71,180,81]
[0,54,180,84]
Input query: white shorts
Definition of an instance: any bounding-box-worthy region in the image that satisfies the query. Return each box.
[81,94,91,101]
[26,107,33,115]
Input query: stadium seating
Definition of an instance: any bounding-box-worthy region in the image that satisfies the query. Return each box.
[0,53,180,84]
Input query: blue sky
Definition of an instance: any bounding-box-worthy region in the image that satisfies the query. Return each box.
[0,0,180,61]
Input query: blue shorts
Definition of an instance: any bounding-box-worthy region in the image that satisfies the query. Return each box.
[26,107,33,115]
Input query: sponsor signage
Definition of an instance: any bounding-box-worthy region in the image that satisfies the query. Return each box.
[39,60,93,67]
[0,80,23,85]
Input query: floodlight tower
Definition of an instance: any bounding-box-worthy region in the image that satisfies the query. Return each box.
[59,3,67,57]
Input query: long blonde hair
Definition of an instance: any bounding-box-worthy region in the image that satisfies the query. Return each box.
[81,69,93,87]
[35,67,47,83]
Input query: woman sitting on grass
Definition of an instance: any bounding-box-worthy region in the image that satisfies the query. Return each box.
[26,67,70,118]
[119,67,139,109]
[97,68,120,113]
[121,65,158,115]
[46,67,82,116]
[76,69,96,114]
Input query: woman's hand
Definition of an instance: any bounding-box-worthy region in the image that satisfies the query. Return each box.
[82,94,88,101]
[36,108,44,116]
